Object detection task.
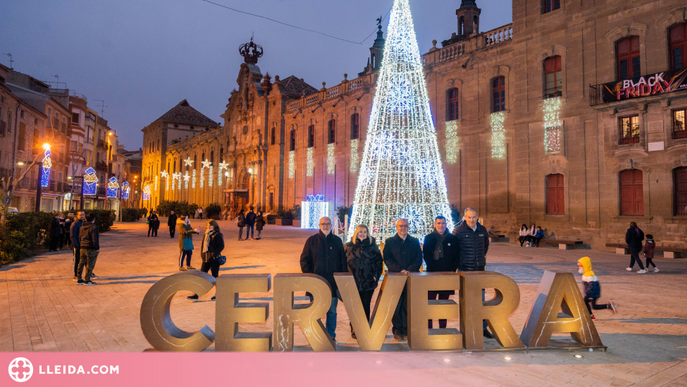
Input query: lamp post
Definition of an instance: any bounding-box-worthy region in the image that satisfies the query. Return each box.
[35,143,51,212]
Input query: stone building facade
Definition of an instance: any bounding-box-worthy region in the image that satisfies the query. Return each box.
[146,0,687,247]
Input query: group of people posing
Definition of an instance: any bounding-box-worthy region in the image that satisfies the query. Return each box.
[518,223,545,247]
[235,207,267,241]
[67,211,101,285]
[299,207,493,343]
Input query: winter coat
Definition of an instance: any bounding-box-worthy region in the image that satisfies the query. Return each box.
[345,237,383,292]
[519,228,530,237]
[201,227,225,263]
[168,213,178,227]
[382,234,422,273]
[423,230,460,295]
[625,226,644,250]
[245,211,256,226]
[578,256,601,298]
[300,231,347,296]
[643,239,656,259]
[70,220,83,248]
[256,213,266,231]
[177,218,198,251]
[148,214,160,229]
[79,222,100,250]
[237,213,245,227]
[50,217,61,237]
[452,222,489,272]
[534,229,545,239]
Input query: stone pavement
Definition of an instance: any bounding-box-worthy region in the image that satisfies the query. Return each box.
[1,219,687,386]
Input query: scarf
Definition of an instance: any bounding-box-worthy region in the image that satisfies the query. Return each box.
[432,228,448,261]
[202,228,214,254]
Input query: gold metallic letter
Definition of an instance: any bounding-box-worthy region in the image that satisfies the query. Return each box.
[335,273,406,351]
[520,271,603,348]
[460,271,524,349]
[140,271,216,352]
[407,273,462,351]
[215,274,272,352]
[273,274,335,352]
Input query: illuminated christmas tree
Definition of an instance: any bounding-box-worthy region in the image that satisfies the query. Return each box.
[348,0,454,242]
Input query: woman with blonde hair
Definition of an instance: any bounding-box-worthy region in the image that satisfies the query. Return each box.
[344,224,383,339]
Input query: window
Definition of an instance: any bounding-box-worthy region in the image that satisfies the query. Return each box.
[447,88,459,121]
[308,125,314,148]
[546,174,565,215]
[620,169,644,216]
[290,130,296,151]
[544,56,562,98]
[675,167,687,216]
[492,76,506,113]
[18,123,26,151]
[271,126,276,145]
[619,116,640,144]
[670,23,687,70]
[72,112,79,125]
[351,113,360,139]
[542,0,560,14]
[674,109,687,139]
[617,36,640,80]
[328,119,336,144]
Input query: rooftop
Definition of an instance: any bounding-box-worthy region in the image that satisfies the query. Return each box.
[154,99,219,128]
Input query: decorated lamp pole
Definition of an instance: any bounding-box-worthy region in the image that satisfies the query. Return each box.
[35,143,51,212]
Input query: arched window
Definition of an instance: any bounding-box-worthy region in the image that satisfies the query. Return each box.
[459,16,464,36]
[491,76,506,113]
[271,126,276,145]
[328,119,336,144]
[546,174,565,215]
[194,155,197,167]
[308,125,314,148]
[542,0,560,14]
[670,23,687,70]
[675,167,687,216]
[351,113,360,139]
[544,56,562,98]
[447,88,459,121]
[290,129,296,151]
[620,169,643,216]
[617,36,640,80]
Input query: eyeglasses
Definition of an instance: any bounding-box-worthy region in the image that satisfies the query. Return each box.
[320,223,331,226]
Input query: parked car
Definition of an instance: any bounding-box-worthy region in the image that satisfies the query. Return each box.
[6,207,18,214]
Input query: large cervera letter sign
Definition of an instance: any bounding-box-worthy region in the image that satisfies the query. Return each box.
[140,270,606,352]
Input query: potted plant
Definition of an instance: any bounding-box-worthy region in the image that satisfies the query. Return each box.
[291,204,301,227]
[281,209,293,226]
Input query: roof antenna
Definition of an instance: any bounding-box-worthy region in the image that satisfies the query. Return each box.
[6,53,13,69]
[94,99,108,117]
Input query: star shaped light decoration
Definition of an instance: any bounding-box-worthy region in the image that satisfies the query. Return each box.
[160,170,169,178]
[183,173,190,182]
[202,159,211,169]
[218,161,229,170]
[184,158,194,167]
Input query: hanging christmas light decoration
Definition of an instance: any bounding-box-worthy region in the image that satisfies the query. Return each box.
[41,148,52,187]
[327,144,335,175]
[192,169,196,189]
[219,161,228,186]
[121,181,130,200]
[83,167,98,196]
[288,151,295,179]
[183,171,190,189]
[154,175,158,191]
[143,185,151,201]
[107,176,119,198]
[490,112,506,159]
[445,121,459,164]
[161,170,169,191]
[350,139,359,172]
[301,194,329,229]
[543,97,562,153]
[177,172,182,190]
[184,157,194,167]
[348,0,454,242]
[306,148,314,177]
[208,165,213,187]
[200,159,211,188]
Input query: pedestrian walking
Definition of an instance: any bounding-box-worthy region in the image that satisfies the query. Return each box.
[625,222,646,273]
[453,207,493,338]
[518,224,529,247]
[345,224,383,339]
[77,213,100,285]
[148,211,160,237]
[577,256,616,320]
[383,218,423,341]
[187,220,225,301]
[237,209,246,241]
[70,211,85,280]
[423,216,460,329]
[198,207,204,220]
[245,206,256,240]
[255,211,267,240]
[168,210,178,238]
[300,217,347,342]
[643,234,659,272]
[177,215,199,271]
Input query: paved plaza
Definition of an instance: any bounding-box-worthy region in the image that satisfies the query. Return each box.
[1,219,687,385]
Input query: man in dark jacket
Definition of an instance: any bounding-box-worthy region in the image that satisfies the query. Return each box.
[300,216,347,341]
[625,222,646,273]
[168,210,178,238]
[70,211,85,280]
[452,207,492,338]
[77,213,100,285]
[383,218,422,341]
[245,207,256,240]
[49,213,61,252]
[423,216,460,329]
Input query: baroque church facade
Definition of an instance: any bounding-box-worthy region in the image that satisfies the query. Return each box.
[142,0,687,247]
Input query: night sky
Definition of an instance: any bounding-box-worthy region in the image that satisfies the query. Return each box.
[1,0,512,150]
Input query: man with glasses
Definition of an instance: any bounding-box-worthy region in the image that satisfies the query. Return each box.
[383,218,423,341]
[300,217,347,342]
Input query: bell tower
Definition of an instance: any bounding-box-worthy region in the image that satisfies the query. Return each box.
[456,0,481,40]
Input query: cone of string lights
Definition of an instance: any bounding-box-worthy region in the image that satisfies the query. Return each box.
[348,0,454,242]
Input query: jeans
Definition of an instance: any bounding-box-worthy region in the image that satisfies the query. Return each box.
[246,224,254,238]
[326,297,338,339]
[179,250,192,267]
[584,296,609,315]
[238,227,244,240]
[257,230,262,238]
[629,248,645,270]
[73,247,81,276]
[200,254,220,278]
[77,249,99,282]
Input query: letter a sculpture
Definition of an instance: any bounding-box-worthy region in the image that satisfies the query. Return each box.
[349,0,454,241]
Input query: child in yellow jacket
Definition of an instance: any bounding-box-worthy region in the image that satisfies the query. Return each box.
[578,256,617,320]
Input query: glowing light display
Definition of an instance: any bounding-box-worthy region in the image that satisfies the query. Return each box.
[161,170,169,191]
[543,97,562,153]
[184,158,194,167]
[302,194,329,229]
[200,160,210,188]
[184,171,190,189]
[143,185,151,201]
[350,139,360,172]
[348,0,454,242]
[219,161,228,186]
[83,167,98,196]
[327,144,335,175]
[490,112,506,159]
[208,166,213,187]
[177,172,181,190]
[107,176,119,198]
[41,149,52,187]
[288,151,295,179]
[121,181,130,200]
[192,169,196,189]
[154,175,158,191]
[445,121,459,164]
[306,148,314,177]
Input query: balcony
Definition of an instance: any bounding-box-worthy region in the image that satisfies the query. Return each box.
[95,161,108,172]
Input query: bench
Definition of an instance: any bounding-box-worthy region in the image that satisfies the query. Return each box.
[606,243,686,258]
[489,231,509,243]
[606,243,629,255]
[543,239,585,250]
